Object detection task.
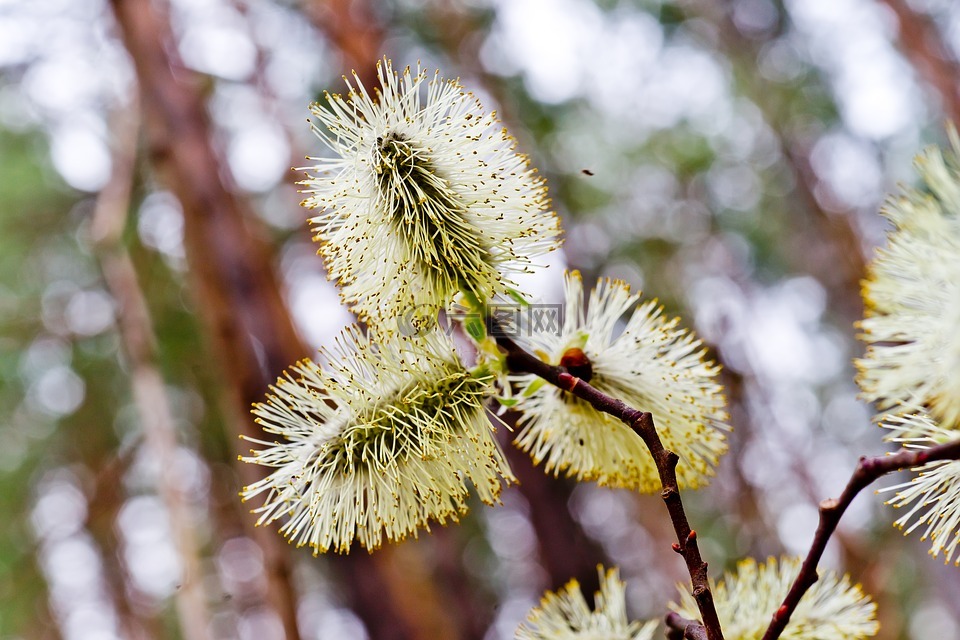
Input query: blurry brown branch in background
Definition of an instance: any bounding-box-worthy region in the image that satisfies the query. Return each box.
[107,1,305,635]
[81,409,147,638]
[495,330,723,640]
[761,438,960,640]
[105,1,448,638]
[302,0,385,89]
[881,0,960,126]
[666,612,709,640]
[84,456,155,640]
[89,97,212,640]
[498,428,609,596]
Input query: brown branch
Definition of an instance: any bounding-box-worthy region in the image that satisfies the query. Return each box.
[106,2,306,636]
[301,0,385,89]
[91,96,212,640]
[881,0,960,126]
[760,439,960,640]
[106,2,422,639]
[498,424,607,597]
[84,457,155,640]
[495,332,725,640]
[665,612,708,640]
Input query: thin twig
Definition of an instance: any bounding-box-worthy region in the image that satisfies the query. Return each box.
[760,439,960,640]
[665,612,708,640]
[495,332,724,640]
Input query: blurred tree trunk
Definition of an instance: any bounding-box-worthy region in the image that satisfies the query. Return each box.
[498,421,607,596]
[882,0,960,126]
[106,1,437,638]
[86,458,157,640]
[91,98,213,640]
[303,0,385,90]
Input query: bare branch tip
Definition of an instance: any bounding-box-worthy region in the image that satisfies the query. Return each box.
[819,497,840,511]
[557,371,579,391]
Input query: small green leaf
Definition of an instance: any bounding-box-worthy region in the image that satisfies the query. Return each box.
[459,285,486,314]
[465,315,486,342]
[571,331,589,349]
[522,378,545,397]
[468,362,493,381]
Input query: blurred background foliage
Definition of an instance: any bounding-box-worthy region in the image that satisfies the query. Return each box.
[1,0,960,638]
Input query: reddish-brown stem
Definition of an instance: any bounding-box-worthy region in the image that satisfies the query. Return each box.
[666,612,709,640]
[496,332,723,640]
[760,439,960,640]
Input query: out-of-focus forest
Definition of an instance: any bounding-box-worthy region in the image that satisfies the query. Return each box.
[1,0,959,638]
